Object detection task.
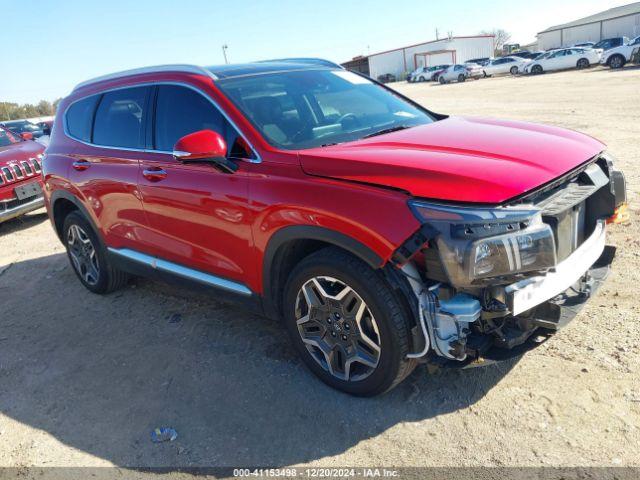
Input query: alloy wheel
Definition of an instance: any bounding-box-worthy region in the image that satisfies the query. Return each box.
[295,276,381,382]
[67,224,100,286]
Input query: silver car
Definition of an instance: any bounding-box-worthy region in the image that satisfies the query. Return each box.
[438,64,483,84]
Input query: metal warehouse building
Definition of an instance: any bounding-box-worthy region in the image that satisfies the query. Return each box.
[343,35,494,80]
[537,2,640,50]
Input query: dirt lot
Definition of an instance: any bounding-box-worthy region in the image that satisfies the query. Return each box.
[1,66,639,472]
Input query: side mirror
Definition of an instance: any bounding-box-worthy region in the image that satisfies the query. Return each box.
[20,132,33,141]
[173,130,237,173]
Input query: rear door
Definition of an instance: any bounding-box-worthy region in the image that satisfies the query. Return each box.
[136,84,255,285]
[66,86,152,250]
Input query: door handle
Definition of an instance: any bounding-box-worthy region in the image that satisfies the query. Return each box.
[72,160,90,171]
[142,167,167,182]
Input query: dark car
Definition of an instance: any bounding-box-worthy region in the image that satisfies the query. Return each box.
[37,120,54,136]
[376,73,397,83]
[593,37,629,51]
[0,120,45,139]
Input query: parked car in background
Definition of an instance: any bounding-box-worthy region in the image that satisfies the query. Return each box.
[524,47,601,74]
[573,42,595,48]
[600,36,640,68]
[439,63,482,83]
[507,51,531,59]
[0,126,45,224]
[482,56,530,76]
[0,120,45,139]
[44,60,626,396]
[37,120,54,136]
[465,57,491,66]
[409,65,450,82]
[377,73,396,83]
[593,37,629,52]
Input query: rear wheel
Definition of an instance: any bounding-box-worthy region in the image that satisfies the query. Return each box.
[418,76,426,82]
[510,66,519,75]
[283,247,417,396]
[439,76,446,84]
[609,54,625,69]
[458,74,466,82]
[577,58,589,69]
[63,212,129,294]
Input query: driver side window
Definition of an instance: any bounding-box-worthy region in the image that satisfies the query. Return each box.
[154,85,237,154]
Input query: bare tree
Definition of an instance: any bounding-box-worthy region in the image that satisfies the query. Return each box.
[481,29,512,54]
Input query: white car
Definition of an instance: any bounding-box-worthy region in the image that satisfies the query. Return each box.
[438,64,483,84]
[482,56,531,76]
[600,36,640,68]
[524,47,601,74]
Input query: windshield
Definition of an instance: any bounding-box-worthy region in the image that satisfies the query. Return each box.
[217,69,434,150]
[0,127,22,147]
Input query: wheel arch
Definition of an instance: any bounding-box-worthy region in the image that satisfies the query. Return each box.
[50,190,103,246]
[262,225,385,320]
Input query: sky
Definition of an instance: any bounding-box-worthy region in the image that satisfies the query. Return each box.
[0,0,632,104]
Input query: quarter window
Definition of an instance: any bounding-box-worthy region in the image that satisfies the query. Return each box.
[93,87,149,149]
[66,95,99,142]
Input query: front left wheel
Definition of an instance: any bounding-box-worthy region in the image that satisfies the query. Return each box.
[283,247,417,396]
[63,211,129,294]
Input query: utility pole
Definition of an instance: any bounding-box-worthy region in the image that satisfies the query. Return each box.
[222,44,229,64]
[435,28,439,40]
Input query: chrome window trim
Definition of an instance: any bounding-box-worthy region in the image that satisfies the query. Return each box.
[108,247,253,296]
[73,64,219,91]
[63,81,261,163]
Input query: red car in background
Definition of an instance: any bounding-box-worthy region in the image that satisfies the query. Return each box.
[0,126,45,223]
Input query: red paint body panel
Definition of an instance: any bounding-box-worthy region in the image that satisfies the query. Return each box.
[0,135,45,202]
[300,116,605,204]
[44,68,608,298]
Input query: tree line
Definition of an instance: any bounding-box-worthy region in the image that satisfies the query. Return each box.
[0,99,62,121]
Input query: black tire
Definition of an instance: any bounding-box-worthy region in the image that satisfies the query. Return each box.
[418,76,426,82]
[577,58,589,69]
[439,76,446,84]
[62,211,129,294]
[532,64,543,74]
[283,247,417,396]
[510,66,519,75]
[608,54,625,69]
[458,74,466,82]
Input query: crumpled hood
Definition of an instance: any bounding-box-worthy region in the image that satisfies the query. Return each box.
[0,140,44,168]
[299,116,605,203]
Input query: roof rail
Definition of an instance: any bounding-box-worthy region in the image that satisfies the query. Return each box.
[73,64,217,91]
[257,58,344,69]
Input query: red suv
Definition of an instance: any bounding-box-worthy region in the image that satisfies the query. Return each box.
[0,126,45,223]
[43,60,627,396]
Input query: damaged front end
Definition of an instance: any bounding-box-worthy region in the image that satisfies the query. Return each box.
[393,152,627,366]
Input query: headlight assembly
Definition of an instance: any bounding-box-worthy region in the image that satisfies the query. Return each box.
[409,201,557,287]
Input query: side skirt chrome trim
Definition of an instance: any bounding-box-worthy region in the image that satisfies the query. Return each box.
[108,248,252,296]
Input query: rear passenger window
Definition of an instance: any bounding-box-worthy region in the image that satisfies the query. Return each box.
[93,87,149,149]
[66,95,99,143]
[154,85,228,152]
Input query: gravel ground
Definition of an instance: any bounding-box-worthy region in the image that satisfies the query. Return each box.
[0,66,638,473]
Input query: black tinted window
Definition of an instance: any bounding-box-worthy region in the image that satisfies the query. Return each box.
[154,85,228,152]
[66,95,99,142]
[93,87,149,148]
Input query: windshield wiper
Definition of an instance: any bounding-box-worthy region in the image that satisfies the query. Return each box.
[363,125,413,139]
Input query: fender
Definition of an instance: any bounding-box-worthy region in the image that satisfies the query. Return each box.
[261,224,384,319]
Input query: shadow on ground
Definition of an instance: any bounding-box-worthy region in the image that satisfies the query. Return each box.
[0,252,518,468]
[0,210,48,237]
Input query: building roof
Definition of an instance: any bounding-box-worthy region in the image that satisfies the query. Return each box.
[538,1,640,34]
[364,35,494,59]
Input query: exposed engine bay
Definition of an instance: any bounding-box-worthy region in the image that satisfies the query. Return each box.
[396,152,627,364]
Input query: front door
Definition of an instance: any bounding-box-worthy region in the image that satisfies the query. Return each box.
[136,84,255,286]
